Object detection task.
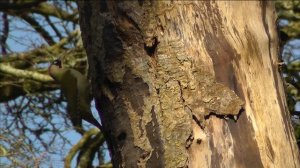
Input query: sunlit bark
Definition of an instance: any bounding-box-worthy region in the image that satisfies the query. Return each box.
[78,1,300,167]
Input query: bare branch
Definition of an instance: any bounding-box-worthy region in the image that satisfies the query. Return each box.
[31,2,78,23]
[0,1,78,23]
[64,128,103,168]
[44,16,63,40]
[0,0,45,11]
[1,13,9,55]
[77,132,105,168]
[21,14,55,45]
[0,63,53,82]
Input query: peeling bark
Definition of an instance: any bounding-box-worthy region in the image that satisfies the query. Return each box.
[78,1,300,168]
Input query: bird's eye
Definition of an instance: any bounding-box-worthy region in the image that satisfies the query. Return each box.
[52,59,62,67]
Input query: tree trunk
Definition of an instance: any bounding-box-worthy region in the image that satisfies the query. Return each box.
[78,1,300,167]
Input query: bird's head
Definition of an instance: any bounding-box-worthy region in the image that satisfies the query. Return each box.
[51,59,62,68]
[48,59,63,81]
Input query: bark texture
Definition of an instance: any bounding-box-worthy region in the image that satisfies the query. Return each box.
[78,1,300,167]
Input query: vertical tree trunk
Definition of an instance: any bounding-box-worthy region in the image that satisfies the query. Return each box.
[78,1,300,167]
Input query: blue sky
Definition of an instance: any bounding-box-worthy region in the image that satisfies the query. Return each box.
[0,12,110,167]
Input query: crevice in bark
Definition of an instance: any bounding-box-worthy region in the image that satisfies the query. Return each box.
[117,131,127,141]
[196,138,202,144]
[192,114,205,129]
[117,7,142,33]
[177,80,185,102]
[155,88,160,94]
[144,36,159,56]
[145,106,165,167]
[185,132,194,149]
[204,107,244,122]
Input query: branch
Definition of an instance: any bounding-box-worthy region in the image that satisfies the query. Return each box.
[0,29,84,102]
[21,14,55,45]
[0,0,45,11]
[0,29,81,64]
[99,163,113,168]
[1,1,78,23]
[1,13,9,55]
[0,63,53,82]
[52,29,80,49]
[45,16,63,40]
[0,79,58,102]
[77,132,105,168]
[31,2,78,22]
[64,128,103,168]
[288,61,300,71]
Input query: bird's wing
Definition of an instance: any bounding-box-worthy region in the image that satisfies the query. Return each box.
[60,69,81,127]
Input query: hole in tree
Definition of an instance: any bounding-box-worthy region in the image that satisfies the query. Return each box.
[144,37,159,57]
[117,131,127,141]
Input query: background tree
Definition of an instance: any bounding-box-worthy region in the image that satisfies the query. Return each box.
[276,0,300,144]
[0,1,109,167]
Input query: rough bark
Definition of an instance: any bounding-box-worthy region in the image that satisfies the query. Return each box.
[78,1,300,167]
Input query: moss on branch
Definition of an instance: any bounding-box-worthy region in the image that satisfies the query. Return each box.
[0,63,53,82]
[64,128,105,168]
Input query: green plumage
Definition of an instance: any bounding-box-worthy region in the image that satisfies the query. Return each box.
[49,60,102,134]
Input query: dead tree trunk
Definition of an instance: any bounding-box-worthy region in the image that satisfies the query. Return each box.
[78,1,300,167]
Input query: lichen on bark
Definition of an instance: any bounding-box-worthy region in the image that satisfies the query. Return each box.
[79,1,244,167]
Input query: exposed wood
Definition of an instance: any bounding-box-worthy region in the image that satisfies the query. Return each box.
[78,1,300,167]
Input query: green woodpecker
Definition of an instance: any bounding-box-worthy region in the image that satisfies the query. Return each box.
[48,59,102,134]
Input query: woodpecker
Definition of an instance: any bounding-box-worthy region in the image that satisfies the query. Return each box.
[48,59,102,134]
